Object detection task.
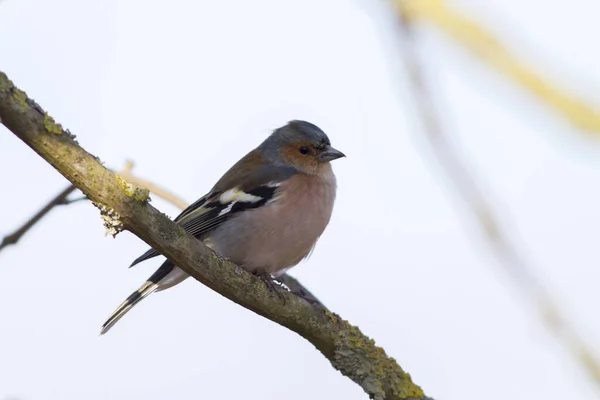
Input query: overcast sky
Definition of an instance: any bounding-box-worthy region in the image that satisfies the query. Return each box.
[1,1,600,399]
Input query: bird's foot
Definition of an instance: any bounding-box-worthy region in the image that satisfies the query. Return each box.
[252,270,288,304]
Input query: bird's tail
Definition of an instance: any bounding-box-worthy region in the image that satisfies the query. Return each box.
[99,280,159,335]
[100,261,188,335]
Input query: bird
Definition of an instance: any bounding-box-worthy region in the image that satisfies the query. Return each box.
[100,120,345,334]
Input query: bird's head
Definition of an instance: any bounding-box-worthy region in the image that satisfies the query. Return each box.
[261,120,345,175]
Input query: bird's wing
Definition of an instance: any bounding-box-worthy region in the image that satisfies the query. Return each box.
[129,157,297,268]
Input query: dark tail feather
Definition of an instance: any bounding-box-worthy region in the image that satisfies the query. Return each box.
[99,282,158,335]
[129,247,161,268]
[100,262,175,335]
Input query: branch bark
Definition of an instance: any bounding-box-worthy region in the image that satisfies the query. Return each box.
[0,71,429,400]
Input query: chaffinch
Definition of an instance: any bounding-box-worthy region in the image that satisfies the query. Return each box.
[100,120,345,334]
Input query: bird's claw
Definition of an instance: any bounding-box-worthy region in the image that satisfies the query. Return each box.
[253,271,288,304]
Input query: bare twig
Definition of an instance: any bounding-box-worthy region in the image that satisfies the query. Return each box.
[118,160,188,210]
[56,195,88,205]
[0,184,77,251]
[0,71,428,400]
[394,9,600,390]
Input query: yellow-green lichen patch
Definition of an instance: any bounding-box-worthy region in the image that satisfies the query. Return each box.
[0,74,13,93]
[43,114,63,134]
[331,320,425,399]
[324,310,341,328]
[116,175,150,202]
[12,88,28,113]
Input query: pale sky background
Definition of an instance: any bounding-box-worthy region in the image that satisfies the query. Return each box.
[1,1,600,399]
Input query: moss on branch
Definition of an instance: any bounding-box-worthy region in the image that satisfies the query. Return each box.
[43,114,63,134]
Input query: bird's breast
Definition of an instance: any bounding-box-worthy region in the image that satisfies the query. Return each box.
[206,169,337,274]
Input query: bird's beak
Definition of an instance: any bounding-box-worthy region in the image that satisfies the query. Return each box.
[318,146,346,162]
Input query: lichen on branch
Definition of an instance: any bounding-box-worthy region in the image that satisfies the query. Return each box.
[93,202,124,237]
[116,175,150,202]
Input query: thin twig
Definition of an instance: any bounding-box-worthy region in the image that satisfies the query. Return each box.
[118,160,188,210]
[0,184,77,252]
[394,8,600,389]
[56,195,88,205]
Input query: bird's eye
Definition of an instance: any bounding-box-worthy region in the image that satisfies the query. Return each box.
[298,146,309,155]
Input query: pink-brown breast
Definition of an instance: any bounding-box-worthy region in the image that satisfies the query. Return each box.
[206,164,337,275]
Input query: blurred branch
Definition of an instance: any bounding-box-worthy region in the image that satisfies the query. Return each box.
[0,71,428,400]
[119,160,188,209]
[0,184,77,251]
[395,0,600,135]
[394,10,600,390]
[57,195,88,205]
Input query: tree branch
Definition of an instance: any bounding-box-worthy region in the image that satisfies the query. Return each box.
[0,71,429,400]
[0,184,77,251]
